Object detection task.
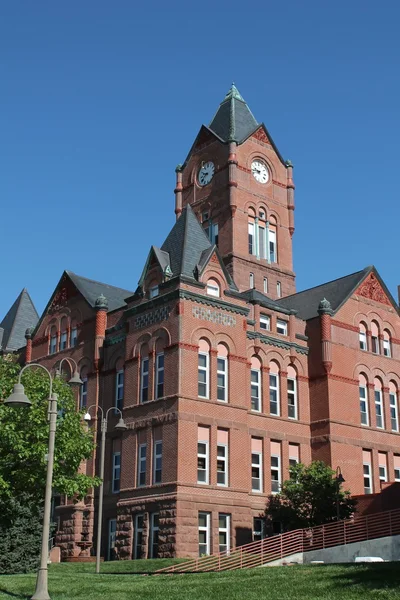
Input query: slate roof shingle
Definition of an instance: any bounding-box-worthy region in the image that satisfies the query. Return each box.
[208,84,259,144]
[66,272,133,312]
[0,289,39,351]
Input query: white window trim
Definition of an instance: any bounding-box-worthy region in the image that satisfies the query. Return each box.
[379,463,388,482]
[198,512,211,556]
[60,331,68,350]
[149,285,159,298]
[112,452,121,494]
[287,377,298,420]
[253,517,265,541]
[218,514,231,554]
[375,388,385,429]
[134,514,144,559]
[394,465,400,482]
[249,273,254,289]
[248,222,255,256]
[271,454,281,494]
[276,282,281,298]
[217,443,228,487]
[390,392,399,432]
[140,358,149,403]
[263,278,268,294]
[50,335,57,355]
[251,451,262,493]
[198,351,209,399]
[217,355,228,402]
[269,373,280,416]
[360,385,369,426]
[371,336,380,355]
[115,369,124,410]
[153,440,162,484]
[260,315,270,331]
[137,444,146,487]
[107,518,117,561]
[149,513,159,559]
[359,331,367,351]
[207,283,220,297]
[197,439,209,484]
[251,368,261,413]
[383,338,391,357]
[155,352,164,399]
[277,320,288,336]
[269,228,277,263]
[363,462,373,494]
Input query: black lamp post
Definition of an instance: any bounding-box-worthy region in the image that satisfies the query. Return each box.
[335,466,345,521]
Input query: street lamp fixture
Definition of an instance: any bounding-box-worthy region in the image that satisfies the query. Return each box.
[55,357,83,387]
[335,466,345,521]
[84,405,127,574]
[5,362,82,600]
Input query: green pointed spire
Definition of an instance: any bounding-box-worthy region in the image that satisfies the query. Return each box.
[209,83,258,144]
[224,83,245,102]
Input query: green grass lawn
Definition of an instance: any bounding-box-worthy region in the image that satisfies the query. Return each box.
[0,560,400,599]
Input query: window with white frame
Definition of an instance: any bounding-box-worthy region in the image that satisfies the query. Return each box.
[153,440,162,484]
[269,371,280,416]
[155,353,164,399]
[134,514,144,559]
[251,367,261,412]
[390,386,399,432]
[383,331,391,357]
[197,440,209,484]
[70,327,78,347]
[363,452,373,494]
[271,454,281,493]
[60,331,67,351]
[371,322,380,354]
[288,443,300,478]
[206,280,220,297]
[276,281,281,298]
[137,444,146,487]
[359,380,369,426]
[49,331,57,355]
[198,351,209,398]
[217,355,228,402]
[287,373,298,420]
[359,324,367,351]
[249,273,254,289]
[269,228,277,263]
[277,320,287,335]
[258,224,266,259]
[140,357,149,402]
[263,278,268,294]
[248,222,255,255]
[115,370,124,411]
[251,450,262,492]
[198,512,211,556]
[149,285,159,299]
[112,452,121,493]
[218,514,231,554]
[394,456,400,482]
[79,377,88,409]
[260,315,270,331]
[217,443,228,486]
[149,513,159,559]
[107,519,117,561]
[374,382,384,429]
[253,517,264,541]
[378,453,388,482]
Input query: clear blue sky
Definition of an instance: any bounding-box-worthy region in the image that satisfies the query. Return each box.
[1,1,399,318]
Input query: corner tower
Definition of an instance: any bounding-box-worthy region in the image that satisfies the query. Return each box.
[174,84,296,298]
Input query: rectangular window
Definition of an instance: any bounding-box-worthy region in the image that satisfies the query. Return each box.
[149,285,159,299]
[207,282,219,297]
[363,450,373,494]
[217,439,228,486]
[198,512,211,556]
[153,440,162,484]
[249,273,254,289]
[251,368,261,412]
[258,225,266,259]
[155,353,164,399]
[359,331,367,351]
[269,373,279,416]
[137,444,146,487]
[134,514,144,559]
[50,335,57,355]
[360,386,369,426]
[372,336,380,354]
[70,327,78,347]
[277,320,287,335]
[107,519,117,561]
[260,315,270,331]
[211,222,219,246]
[271,442,281,494]
[112,452,121,493]
[197,439,209,485]
[248,222,255,255]
[263,278,268,294]
[375,389,384,429]
[217,356,227,402]
[140,358,149,403]
[115,370,124,411]
[198,352,209,398]
[79,378,87,409]
[394,456,400,482]
[383,339,391,357]
[149,513,159,559]
[390,392,399,432]
[253,517,264,542]
[60,331,67,351]
[269,229,276,263]
[251,438,263,493]
[287,378,298,420]
[218,514,231,554]
[289,443,299,479]
[276,282,281,298]
[378,453,387,483]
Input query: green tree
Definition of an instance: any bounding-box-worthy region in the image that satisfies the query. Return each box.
[0,355,99,503]
[264,461,357,532]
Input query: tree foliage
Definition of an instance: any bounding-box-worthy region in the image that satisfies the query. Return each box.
[265,461,357,532]
[0,355,100,503]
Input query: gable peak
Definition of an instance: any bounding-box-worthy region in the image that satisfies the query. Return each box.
[208,83,258,144]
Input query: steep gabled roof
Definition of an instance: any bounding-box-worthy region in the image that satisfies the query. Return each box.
[275,266,398,321]
[65,271,133,312]
[0,289,39,351]
[138,246,171,286]
[240,288,294,315]
[209,84,259,144]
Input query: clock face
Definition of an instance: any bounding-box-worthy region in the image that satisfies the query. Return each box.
[251,160,269,184]
[198,161,215,186]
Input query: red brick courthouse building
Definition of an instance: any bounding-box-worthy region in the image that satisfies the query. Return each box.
[4,85,400,560]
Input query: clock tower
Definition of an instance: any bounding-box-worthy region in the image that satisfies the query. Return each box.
[174,84,296,299]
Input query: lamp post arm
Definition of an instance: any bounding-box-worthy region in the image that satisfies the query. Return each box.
[19,363,53,397]
[57,357,79,374]
[85,404,104,420]
[105,407,123,420]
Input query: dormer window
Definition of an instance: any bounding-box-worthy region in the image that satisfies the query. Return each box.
[277,320,287,336]
[206,279,220,298]
[260,315,270,331]
[149,285,159,299]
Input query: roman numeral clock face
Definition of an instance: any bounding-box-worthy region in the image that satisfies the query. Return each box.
[198,161,215,186]
[251,160,269,184]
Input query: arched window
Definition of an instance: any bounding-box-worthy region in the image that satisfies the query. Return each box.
[217,343,228,402]
[250,356,262,412]
[49,325,57,355]
[359,374,369,426]
[206,278,220,298]
[140,345,149,403]
[287,365,298,420]
[359,323,368,351]
[269,217,277,263]
[155,338,165,399]
[198,339,210,399]
[383,330,392,358]
[276,281,282,298]
[269,361,280,416]
[80,366,88,409]
[249,273,254,289]
[258,210,267,260]
[374,378,384,429]
[389,382,399,432]
[115,358,124,411]
[248,208,256,256]
[371,321,380,354]
[70,319,78,347]
[60,317,68,351]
